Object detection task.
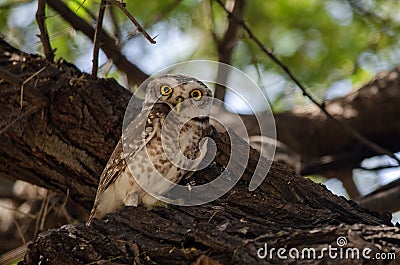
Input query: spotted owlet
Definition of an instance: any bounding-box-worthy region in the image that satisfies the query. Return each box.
[86,75,212,225]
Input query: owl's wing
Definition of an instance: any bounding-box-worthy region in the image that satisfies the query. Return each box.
[96,108,159,197]
[94,139,124,197]
[87,108,161,225]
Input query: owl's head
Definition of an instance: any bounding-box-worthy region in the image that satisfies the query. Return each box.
[144,75,213,116]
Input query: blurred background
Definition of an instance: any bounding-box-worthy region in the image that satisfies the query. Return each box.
[1,0,400,262]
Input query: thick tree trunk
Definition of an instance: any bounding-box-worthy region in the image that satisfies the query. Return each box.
[23,216,400,264]
[0,38,131,210]
[0,39,399,264]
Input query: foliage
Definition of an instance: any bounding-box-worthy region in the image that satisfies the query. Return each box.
[1,0,400,109]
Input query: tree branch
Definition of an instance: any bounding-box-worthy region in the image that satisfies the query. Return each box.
[358,178,400,213]
[214,0,245,101]
[1,37,398,265]
[214,66,400,180]
[0,68,48,108]
[214,0,400,165]
[108,0,157,44]
[0,38,130,209]
[91,0,108,77]
[108,4,121,41]
[21,211,399,264]
[46,0,148,85]
[36,0,54,61]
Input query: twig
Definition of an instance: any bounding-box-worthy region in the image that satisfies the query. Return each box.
[0,204,36,219]
[214,0,245,101]
[71,0,96,20]
[108,4,121,41]
[75,0,87,13]
[47,0,148,85]
[0,244,29,265]
[60,188,70,211]
[0,68,48,108]
[215,0,400,165]
[21,66,46,108]
[246,39,274,112]
[108,0,156,44]
[44,26,75,42]
[99,58,114,77]
[36,0,55,61]
[39,191,51,232]
[57,188,73,223]
[33,190,49,240]
[92,0,107,77]
[12,216,27,245]
[207,0,219,44]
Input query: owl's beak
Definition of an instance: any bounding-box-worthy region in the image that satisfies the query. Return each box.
[175,97,184,113]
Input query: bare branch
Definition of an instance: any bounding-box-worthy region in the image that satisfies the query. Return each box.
[358,179,400,213]
[215,0,400,165]
[207,0,219,44]
[75,0,87,13]
[108,4,121,41]
[92,0,107,77]
[0,244,28,265]
[12,217,27,245]
[21,66,46,108]
[36,0,55,61]
[46,0,148,85]
[0,68,48,108]
[108,0,156,44]
[214,0,245,101]
[246,40,274,112]
[72,0,96,20]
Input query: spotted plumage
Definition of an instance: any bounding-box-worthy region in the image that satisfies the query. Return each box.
[86,75,212,225]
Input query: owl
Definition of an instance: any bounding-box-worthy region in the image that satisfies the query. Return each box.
[86,75,213,225]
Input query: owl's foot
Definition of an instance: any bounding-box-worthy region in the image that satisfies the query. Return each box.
[153,200,169,209]
[142,194,169,209]
[124,191,139,207]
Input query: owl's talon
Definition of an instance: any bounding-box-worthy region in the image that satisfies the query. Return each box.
[142,195,169,209]
[124,192,139,207]
[153,200,169,208]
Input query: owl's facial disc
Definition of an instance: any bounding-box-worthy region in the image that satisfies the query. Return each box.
[158,84,188,113]
[150,76,212,115]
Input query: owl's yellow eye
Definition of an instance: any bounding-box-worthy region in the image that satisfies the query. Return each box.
[190,89,202,101]
[160,85,173,96]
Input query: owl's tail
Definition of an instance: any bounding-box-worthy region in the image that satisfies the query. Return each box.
[86,205,97,226]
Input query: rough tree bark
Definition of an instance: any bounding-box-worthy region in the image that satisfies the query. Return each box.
[0,38,130,210]
[0,40,399,264]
